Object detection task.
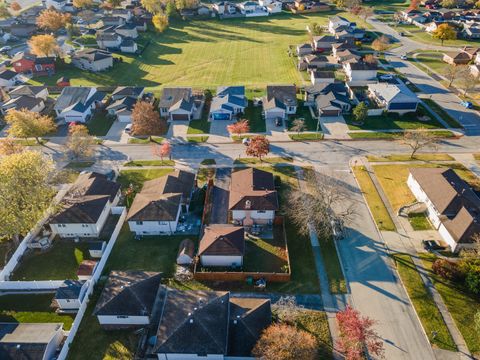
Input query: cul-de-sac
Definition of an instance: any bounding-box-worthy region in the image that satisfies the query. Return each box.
[0,0,479,359]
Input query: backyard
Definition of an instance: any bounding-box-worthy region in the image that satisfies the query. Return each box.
[117,168,174,196]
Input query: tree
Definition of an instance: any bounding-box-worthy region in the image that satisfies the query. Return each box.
[0,138,23,156]
[36,9,71,32]
[142,0,163,13]
[152,140,171,161]
[475,310,480,333]
[363,54,378,65]
[336,0,361,9]
[5,109,56,143]
[457,67,478,96]
[152,13,169,32]
[441,0,457,8]
[245,136,269,162]
[291,118,306,135]
[175,0,199,10]
[252,324,318,360]
[372,35,390,53]
[287,170,357,238]
[337,306,384,360]
[0,151,55,249]
[476,0,480,8]
[0,2,10,18]
[104,0,123,7]
[165,0,176,16]
[227,119,250,137]
[73,0,93,8]
[10,2,21,12]
[352,102,368,124]
[272,296,303,325]
[407,0,420,10]
[432,23,457,45]
[64,124,96,160]
[309,22,323,36]
[359,6,374,21]
[131,101,167,138]
[401,129,439,159]
[444,63,465,87]
[28,34,59,57]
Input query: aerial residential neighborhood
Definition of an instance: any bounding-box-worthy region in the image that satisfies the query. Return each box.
[0,0,480,359]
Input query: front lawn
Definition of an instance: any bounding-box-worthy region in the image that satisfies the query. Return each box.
[11,240,91,281]
[117,168,174,194]
[234,156,293,165]
[408,213,433,231]
[366,154,454,162]
[421,254,480,353]
[287,103,317,131]
[392,254,456,351]
[0,294,75,330]
[127,136,164,144]
[244,100,266,132]
[422,99,463,128]
[348,130,454,140]
[289,133,323,141]
[123,159,175,167]
[187,119,211,135]
[397,23,480,47]
[352,166,396,231]
[294,310,333,359]
[86,111,114,136]
[187,136,209,142]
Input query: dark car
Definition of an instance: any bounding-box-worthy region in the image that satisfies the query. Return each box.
[422,240,446,252]
[275,117,282,127]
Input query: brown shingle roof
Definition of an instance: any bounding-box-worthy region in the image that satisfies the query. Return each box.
[77,260,97,276]
[229,168,278,211]
[198,225,245,256]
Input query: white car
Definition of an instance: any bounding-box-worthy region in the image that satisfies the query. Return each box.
[400,55,408,60]
[0,46,11,53]
[124,123,132,133]
[379,74,394,81]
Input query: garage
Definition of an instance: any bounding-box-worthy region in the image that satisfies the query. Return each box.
[265,110,285,120]
[211,112,231,120]
[171,113,190,121]
[320,109,341,117]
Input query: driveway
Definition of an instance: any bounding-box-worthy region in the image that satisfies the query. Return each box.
[209,167,231,224]
[265,117,290,141]
[167,121,189,142]
[104,121,129,143]
[319,115,350,140]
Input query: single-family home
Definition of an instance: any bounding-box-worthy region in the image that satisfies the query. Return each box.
[407,168,480,252]
[312,35,336,52]
[111,86,145,101]
[71,49,113,72]
[229,167,278,226]
[463,24,480,39]
[132,17,148,31]
[367,83,419,114]
[334,26,366,40]
[150,289,271,358]
[159,87,196,121]
[120,38,138,53]
[11,52,55,76]
[1,95,45,113]
[443,50,473,65]
[49,172,120,238]
[89,241,106,258]
[304,82,348,104]
[115,22,138,38]
[8,85,48,100]
[301,54,331,69]
[127,170,195,235]
[54,280,88,311]
[297,43,313,57]
[106,95,137,122]
[213,1,237,15]
[334,49,361,64]
[328,15,355,34]
[54,87,106,122]
[176,238,195,265]
[315,90,351,116]
[343,62,378,82]
[293,0,330,13]
[96,32,123,49]
[0,69,21,87]
[310,70,335,85]
[198,225,245,267]
[102,16,126,27]
[238,1,260,15]
[77,260,97,281]
[266,1,282,13]
[209,85,247,120]
[111,8,133,21]
[263,84,297,120]
[0,323,64,360]
[94,271,162,329]
[10,23,36,37]
[45,0,67,10]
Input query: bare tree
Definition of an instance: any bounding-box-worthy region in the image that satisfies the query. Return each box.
[287,170,357,239]
[444,64,465,87]
[457,68,479,96]
[291,119,306,135]
[401,129,439,159]
[273,296,303,325]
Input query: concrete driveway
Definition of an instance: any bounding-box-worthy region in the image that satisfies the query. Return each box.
[105,121,129,143]
[265,117,290,141]
[167,121,189,142]
[209,167,231,224]
[319,115,350,140]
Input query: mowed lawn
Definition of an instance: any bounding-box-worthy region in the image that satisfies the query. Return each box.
[30,13,355,90]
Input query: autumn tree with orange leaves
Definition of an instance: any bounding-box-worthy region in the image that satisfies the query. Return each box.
[36,9,71,32]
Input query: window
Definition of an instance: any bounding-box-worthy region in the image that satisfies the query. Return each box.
[158,221,168,225]
[34,64,42,71]
[136,221,143,225]
[257,210,266,213]
[117,315,128,319]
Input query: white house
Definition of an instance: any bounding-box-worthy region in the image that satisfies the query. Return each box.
[1,95,45,114]
[343,62,378,82]
[158,87,196,121]
[310,70,335,85]
[209,86,247,120]
[8,85,49,100]
[106,96,137,122]
[54,87,106,122]
[0,69,21,87]
[367,83,419,115]
[229,167,278,225]
[262,84,297,120]
[96,32,123,49]
[89,241,106,258]
[49,172,120,238]
[71,49,113,72]
[0,323,64,359]
[328,15,354,34]
[45,0,67,10]
[407,168,480,252]
[54,280,88,311]
[115,23,138,39]
[198,225,245,267]
[127,170,195,235]
[120,38,138,53]
[266,1,282,13]
[94,271,162,329]
[213,1,237,15]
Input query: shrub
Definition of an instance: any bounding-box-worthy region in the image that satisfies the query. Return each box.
[432,259,464,281]
[465,269,480,294]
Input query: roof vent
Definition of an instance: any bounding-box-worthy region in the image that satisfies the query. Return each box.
[194,307,198,311]
[245,200,251,209]
[188,312,192,316]
[236,315,240,319]
[189,319,194,324]
[233,320,237,324]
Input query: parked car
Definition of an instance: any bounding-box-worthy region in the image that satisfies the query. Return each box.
[399,32,405,36]
[124,123,132,133]
[400,54,408,60]
[379,74,394,81]
[0,46,11,54]
[275,117,282,127]
[422,240,446,252]
[242,137,251,146]
[460,100,473,109]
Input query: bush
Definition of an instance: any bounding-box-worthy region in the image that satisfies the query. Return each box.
[432,259,464,281]
[465,269,480,294]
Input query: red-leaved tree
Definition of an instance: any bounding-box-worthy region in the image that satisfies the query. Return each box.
[245,135,269,162]
[408,0,420,11]
[152,141,171,161]
[227,119,250,137]
[336,306,384,360]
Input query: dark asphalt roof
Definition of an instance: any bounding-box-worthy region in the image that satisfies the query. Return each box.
[229,168,278,211]
[55,280,85,300]
[198,225,245,256]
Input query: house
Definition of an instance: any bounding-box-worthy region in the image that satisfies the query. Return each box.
[296,43,313,57]
[316,90,351,116]
[229,167,278,225]
[8,85,48,100]
[45,0,67,10]
[72,49,113,72]
[266,1,282,13]
[312,35,336,52]
[132,17,148,31]
[89,241,106,258]
[263,85,297,120]
[407,168,480,252]
[115,23,138,38]
[111,86,145,101]
[96,32,123,49]
[111,8,133,21]
[94,271,162,328]
[0,69,21,87]
[176,238,195,265]
[334,49,361,64]
[120,38,138,53]
[301,54,331,69]
[334,26,366,40]
[10,23,36,37]
[328,15,355,34]
[209,86,247,120]
[463,24,480,38]
[77,260,97,281]
[150,289,271,358]
[54,280,88,311]
[331,41,357,57]
[127,170,195,235]
[293,0,330,13]
[198,225,245,267]
[213,1,237,15]
[102,16,126,27]
[106,95,137,122]
[310,70,335,85]
[304,82,348,104]
[57,76,70,87]
[49,172,120,238]
[443,50,473,65]
[368,83,420,114]
[343,62,378,82]
[0,323,64,360]
[238,1,261,15]
[1,95,45,113]
[54,87,106,122]
[159,87,196,121]
[11,52,55,76]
